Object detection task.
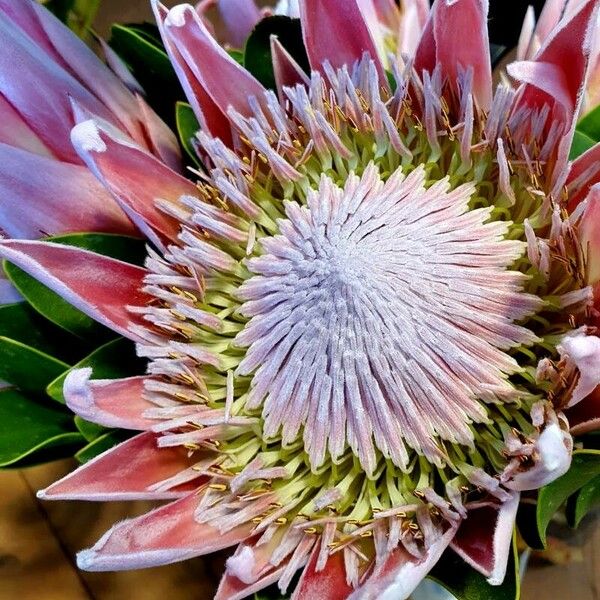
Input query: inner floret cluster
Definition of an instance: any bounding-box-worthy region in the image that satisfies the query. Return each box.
[237,163,540,474]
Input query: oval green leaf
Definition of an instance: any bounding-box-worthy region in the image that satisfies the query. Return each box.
[42,233,147,264]
[577,104,600,142]
[4,261,104,339]
[0,389,83,467]
[228,49,244,65]
[569,130,596,160]
[566,473,600,528]
[572,103,600,159]
[0,302,90,363]
[109,23,184,126]
[74,415,107,443]
[0,337,69,393]
[123,22,164,46]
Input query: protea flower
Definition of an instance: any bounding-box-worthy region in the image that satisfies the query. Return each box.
[1,0,600,599]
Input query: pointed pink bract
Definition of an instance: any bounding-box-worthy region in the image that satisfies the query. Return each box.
[64,370,155,430]
[0,95,54,157]
[0,143,136,239]
[162,4,267,124]
[567,142,600,210]
[512,0,598,190]
[271,36,310,100]
[350,525,458,599]
[536,0,570,41]
[77,492,253,570]
[580,184,600,285]
[292,546,355,600]
[299,0,386,82]
[416,0,492,110]
[136,94,182,171]
[70,119,194,247]
[0,0,180,164]
[450,493,519,585]
[0,240,149,341]
[0,13,112,163]
[568,385,600,435]
[511,0,598,127]
[39,432,199,501]
[216,534,290,600]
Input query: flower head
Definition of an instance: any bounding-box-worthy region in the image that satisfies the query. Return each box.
[1,1,600,599]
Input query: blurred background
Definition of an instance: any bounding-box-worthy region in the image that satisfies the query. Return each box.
[95,0,156,31]
[1,1,598,599]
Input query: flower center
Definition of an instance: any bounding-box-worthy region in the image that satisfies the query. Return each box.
[236,164,540,473]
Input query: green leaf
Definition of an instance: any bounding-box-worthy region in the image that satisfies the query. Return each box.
[0,389,83,467]
[0,337,69,393]
[4,233,146,338]
[109,24,172,78]
[536,450,600,547]
[5,260,102,339]
[74,415,107,443]
[46,337,146,403]
[566,474,600,528]
[569,130,596,160]
[109,23,185,127]
[244,16,309,91]
[122,23,164,47]
[572,103,600,159]
[75,430,130,463]
[176,101,201,167]
[577,103,600,142]
[0,302,89,363]
[428,533,520,600]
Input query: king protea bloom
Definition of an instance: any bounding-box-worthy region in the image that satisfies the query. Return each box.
[1,0,600,598]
